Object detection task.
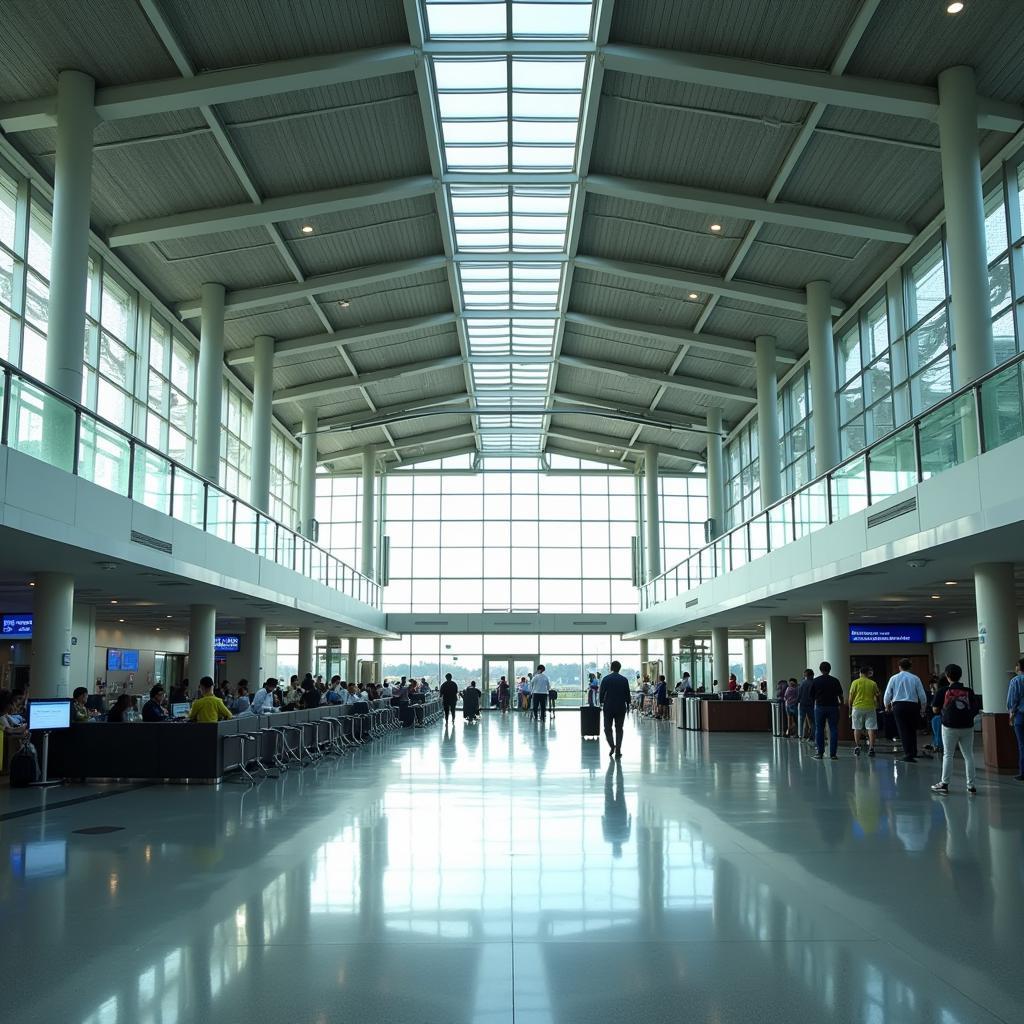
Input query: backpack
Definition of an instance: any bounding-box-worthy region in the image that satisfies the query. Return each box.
[9,741,39,788]
[941,687,977,729]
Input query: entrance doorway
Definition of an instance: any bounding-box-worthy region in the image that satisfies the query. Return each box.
[154,653,185,691]
[483,655,537,708]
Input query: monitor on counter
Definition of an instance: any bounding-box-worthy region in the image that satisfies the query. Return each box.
[214,634,241,653]
[1,613,33,638]
[849,624,926,644]
[27,699,72,731]
[107,648,140,671]
[170,702,190,719]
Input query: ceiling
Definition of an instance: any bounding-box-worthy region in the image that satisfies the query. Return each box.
[0,0,1019,475]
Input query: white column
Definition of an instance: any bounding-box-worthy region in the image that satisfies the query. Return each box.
[643,445,661,580]
[243,617,265,688]
[249,335,274,514]
[974,563,1019,713]
[195,283,226,484]
[765,615,807,685]
[347,638,358,685]
[743,638,755,685]
[639,638,649,675]
[373,638,383,684]
[188,604,216,683]
[706,408,725,539]
[806,280,840,474]
[821,600,850,685]
[711,626,729,690]
[662,638,675,687]
[361,446,377,579]
[299,409,318,540]
[30,572,74,697]
[298,627,315,678]
[755,335,781,507]
[938,66,995,386]
[45,71,95,403]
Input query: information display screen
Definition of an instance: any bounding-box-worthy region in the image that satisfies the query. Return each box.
[214,634,241,653]
[27,699,72,730]
[1,613,33,638]
[171,702,190,718]
[849,624,926,644]
[107,648,140,671]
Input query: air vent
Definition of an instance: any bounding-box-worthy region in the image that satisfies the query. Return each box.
[131,530,172,555]
[572,620,606,625]
[413,620,449,626]
[867,497,917,529]
[686,598,699,608]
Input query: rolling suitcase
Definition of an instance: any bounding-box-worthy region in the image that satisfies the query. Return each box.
[579,704,601,739]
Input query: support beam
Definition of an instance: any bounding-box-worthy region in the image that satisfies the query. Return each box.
[574,255,843,315]
[552,389,709,431]
[644,446,661,580]
[314,392,470,431]
[195,283,225,483]
[176,255,448,319]
[361,447,377,580]
[320,425,477,464]
[755,335,781,508]
[380,444,478,468]
[806,280,841,474]
[228,312,457,366]
[299,409,318,540]
[558,353,757,403]
[564,310,797,365]
[706,408,725,539]
[272,355,464,404]
[109,176,436,247]
[0,46,419,133]
[599,44,1024,134]
[544,424,703,465]
[249,334,274,513]
[584,174,914,244]
[544,444,639,470]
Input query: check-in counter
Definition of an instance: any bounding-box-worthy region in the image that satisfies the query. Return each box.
[702,699,772,732]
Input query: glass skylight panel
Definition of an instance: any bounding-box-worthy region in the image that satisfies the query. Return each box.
[425,2,507,39]
[425,1,594,40]
[511,1,593,38]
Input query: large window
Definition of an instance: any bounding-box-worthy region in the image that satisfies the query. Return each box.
[220,382,252,498]
[659,475,709,569]
[269,426,299,528]
[780,366,813,491]
[724,421,759,529]
[315,474,363,571]
[145,314,196,468]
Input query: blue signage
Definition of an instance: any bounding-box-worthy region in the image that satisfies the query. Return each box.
[215,634,241,653]
[107,648,140,672]
[849,624,926,644]
[1,614,33,638]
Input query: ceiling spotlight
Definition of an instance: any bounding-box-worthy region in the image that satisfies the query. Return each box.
[300,224,314,234]
[930,594,941,600]
[946,2,964,12]
[337,299,351,309]
[111,599,118,605]
[28,581,35,587]
[688,292,699,300]
[155,627,160,632]
[709,223,722,233]
[118,618,125,623]
[925,614,933,619]
[906,559,928,569]
[166,614,172,619]
[944,580,958,586]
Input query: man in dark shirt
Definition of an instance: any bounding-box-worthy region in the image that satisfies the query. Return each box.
[599,660,632,759]
[142,684,169,722]
[439,673,459,727]
[810,661,845,759]
[796,669,815,743]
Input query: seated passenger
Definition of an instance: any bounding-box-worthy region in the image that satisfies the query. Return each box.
[0,690,29,749]
[250,678,278,715]
[71,686,96,723]
[301,675,321,709]
[231,682,251,715]
[106,694,133,723]
[325,676,344,704]
[142,685,169,722]
[188,677,232,723]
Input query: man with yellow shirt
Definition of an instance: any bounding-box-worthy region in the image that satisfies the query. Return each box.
[848,665,880,757]
[188,677,233,723]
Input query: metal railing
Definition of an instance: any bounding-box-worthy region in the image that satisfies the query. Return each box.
[0,357,380,608]
[641,347,1024,609]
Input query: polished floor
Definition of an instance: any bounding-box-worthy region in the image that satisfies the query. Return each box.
[2,712,1022,1024]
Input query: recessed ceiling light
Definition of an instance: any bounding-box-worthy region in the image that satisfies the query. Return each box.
[337,299,351,309]
[946,2,964,13]
[709,223,722,233]
[118,618,125,623]
[111,599,118,604]
[925,614,933,619]
[155,627,160,631]
[166,614,172,618]
[301,224,314,234]
[931,594,941,599]
[688,292,699,300]
[944,580,958,586]
[28,581,35,587]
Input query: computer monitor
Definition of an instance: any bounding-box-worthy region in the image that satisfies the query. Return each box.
[27,699,72,731]
[170,702,190,719]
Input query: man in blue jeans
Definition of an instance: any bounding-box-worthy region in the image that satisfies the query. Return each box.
[810,660,845,760]
[1007,658,1024,781]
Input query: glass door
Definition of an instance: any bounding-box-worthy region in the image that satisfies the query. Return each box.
[483,655,537,709]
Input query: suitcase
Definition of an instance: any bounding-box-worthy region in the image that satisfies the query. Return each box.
[579,705,601,739]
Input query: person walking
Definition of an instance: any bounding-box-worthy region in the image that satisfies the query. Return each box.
[598,660,632,758]
[810,661,844,760]
[796,668,815,743]
[1007,657,1024,781]
[497,676,510,713]
[931,664,979,795]
[848,665,881,757]
[530,665,550,721]
[782,678,799,737]
[884,658,929,763]
[439,673,459,727]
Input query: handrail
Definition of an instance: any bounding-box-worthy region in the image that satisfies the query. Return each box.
[0,355,381,609]
[641,345,1024,610]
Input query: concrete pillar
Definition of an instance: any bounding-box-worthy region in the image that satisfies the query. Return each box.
[347,638,358,686]
[974,563,1020,715]
[243,617,265,688]
[806,280,840,474]
[639,638,649,676]
[30,572,74,697]
[706,408,725,539]
[299,409,317,540]
[643,445,661,580]
[938,66,995,386]
[662,638,675,687]
[361,446,377,580]
[188,604,216,684]
[298,627,315,678]
[821,600,850,686]
[373,638,383,684]
[743,638,755,686]
[46,71,95,403]
[711,626,729,691]
[249,335,274,514]
[755,335,781,507]
[765,616,807,685]
[195,283,226,484]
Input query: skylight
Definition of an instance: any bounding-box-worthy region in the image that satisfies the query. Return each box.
[425,1,594,40]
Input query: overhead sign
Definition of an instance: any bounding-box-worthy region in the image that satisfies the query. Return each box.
[215,634,241,653]
[849,624,926,644]
[1,614,33,638]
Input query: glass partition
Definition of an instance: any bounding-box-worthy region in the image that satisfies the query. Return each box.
[980,360,1024,451]
[172,469,205,529]
[78,416,130,496]
[918,393,978,480]
[133,446,172,514]
[830,454,868,519]
[768,498,792,551]
[793,478,828,538]
[206,488,234,543]
[8,377,75,472]
[868,425,917,501]
[235,501,257,553]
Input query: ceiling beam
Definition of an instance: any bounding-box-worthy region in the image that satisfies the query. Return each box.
[545,424,704,465]
[176,254,447,318]
[583,173,914,244]
[558,354,758,403]
[600,44,1024,134]
[552,389,710,432]
[0,45,419,133]
[564,311,798,365]
[543,444,638,470]
[228,312,457,366]
[108,176,436,247]
[574,254,843,315]
[312,392,470,432]
[320,425,476,464]
[272,355,464,404]
[382,444,478,468]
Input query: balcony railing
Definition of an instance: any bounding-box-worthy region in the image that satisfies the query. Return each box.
[0,357,380,609]
[641,347,1024,610]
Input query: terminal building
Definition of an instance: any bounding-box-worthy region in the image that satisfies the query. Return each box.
[1,2,1023,1023]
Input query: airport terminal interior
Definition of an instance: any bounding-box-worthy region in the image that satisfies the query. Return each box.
[2,0,1024,1021]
